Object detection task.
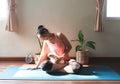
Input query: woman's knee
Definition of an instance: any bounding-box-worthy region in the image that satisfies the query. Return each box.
[40,60,53,72]
[69,60,83,73]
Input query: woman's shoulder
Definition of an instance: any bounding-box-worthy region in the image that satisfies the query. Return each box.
[56,32,63,37]
[56,32,66,40]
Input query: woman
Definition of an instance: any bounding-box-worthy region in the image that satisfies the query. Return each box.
[35,25,72,69]
[31,25,82,73]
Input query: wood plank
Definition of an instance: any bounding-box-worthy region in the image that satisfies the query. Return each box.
[0,61,120,84]
[0,80,120,84]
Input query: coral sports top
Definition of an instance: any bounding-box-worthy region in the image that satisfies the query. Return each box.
[45,33,70,61]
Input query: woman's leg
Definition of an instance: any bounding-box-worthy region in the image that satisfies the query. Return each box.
[60,59,83,73]
[40,60,67,72]
[40,59,82,73]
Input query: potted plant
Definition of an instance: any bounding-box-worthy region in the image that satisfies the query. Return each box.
[34,37,43,64]
[71,30,96,64]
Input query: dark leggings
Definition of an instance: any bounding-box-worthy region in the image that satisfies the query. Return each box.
[40,60,83,73]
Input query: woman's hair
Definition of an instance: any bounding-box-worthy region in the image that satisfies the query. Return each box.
[37,25,49,35]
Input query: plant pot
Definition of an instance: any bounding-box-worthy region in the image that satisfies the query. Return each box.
[76,50,89,65]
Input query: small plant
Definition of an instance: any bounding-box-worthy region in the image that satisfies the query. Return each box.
[71,30,96,52]
[37,37,43,54]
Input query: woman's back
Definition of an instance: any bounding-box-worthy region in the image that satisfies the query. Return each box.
[46,33,65,57]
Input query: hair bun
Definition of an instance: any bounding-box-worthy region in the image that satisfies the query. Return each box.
[38,25,44,29]
[37,25,48,34]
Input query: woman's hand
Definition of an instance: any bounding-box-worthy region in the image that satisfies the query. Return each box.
[26,67,40,70]
[55,57,64,64]
[57,53,65,58]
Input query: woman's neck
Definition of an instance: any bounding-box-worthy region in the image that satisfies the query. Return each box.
[49,33,56,43]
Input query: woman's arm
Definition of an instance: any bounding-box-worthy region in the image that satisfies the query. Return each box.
[57,33,72,57]
[35,41,49,68]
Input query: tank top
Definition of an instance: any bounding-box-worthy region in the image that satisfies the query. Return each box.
[46,33,65,56]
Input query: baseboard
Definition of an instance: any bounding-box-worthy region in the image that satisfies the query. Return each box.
[0,57,25,61]
[0,57,120,62]
[89,57,120,61]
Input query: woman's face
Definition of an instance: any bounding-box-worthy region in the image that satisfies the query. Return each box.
[37,33,50,40]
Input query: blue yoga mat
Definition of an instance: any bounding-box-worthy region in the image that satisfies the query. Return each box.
[0,66,120,80]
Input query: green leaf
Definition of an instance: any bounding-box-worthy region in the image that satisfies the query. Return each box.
[87,41,96,44]
[71,39,79,42]
[37,37,43,50]
[78,30,84,44]
[86,41,96,50]
[75,45,82,52]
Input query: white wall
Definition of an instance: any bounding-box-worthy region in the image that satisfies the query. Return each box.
[0,0,119,57]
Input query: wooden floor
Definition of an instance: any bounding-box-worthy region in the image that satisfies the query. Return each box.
[0,61,120,84]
